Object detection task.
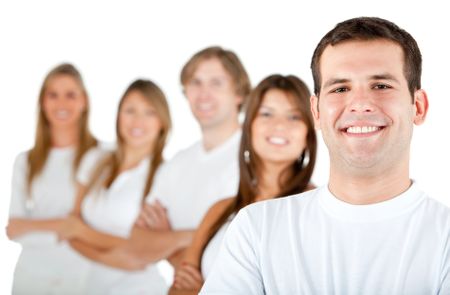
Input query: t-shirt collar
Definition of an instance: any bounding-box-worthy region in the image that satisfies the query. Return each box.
[319,181,425,222]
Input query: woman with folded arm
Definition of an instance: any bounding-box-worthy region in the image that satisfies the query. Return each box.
[58,79,176,294]
[7,63,97,295]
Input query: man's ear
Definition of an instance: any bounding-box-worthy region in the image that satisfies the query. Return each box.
[310,95,321,130]
[413,89,429,125]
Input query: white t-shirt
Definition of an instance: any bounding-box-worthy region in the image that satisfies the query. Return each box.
[9,147,91,295]
[147,130,241,230]
[201,183,450,295]
[78,148,167,295]
[201,220,231,278]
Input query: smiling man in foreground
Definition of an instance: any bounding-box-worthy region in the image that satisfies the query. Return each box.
[200,17,450,294]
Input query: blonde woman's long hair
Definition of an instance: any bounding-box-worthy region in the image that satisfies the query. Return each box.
[27,63,97,192]
[88,79,171,201]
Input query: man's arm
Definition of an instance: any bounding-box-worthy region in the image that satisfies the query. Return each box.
[68,228,193,270]
[131,201,194,264]
[167,249,185,268]
[59,215,127,249]
[74,201,193,270]
[69,239,148,271]
[128,226,193,263]
[169,198,235,294]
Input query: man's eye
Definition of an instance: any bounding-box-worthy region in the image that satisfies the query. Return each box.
[332,87,348,93]
[145,110,156,116]
[47,92,57,99]
[210,79,222,87]
[66,92,76,99]
[189,80,201,87]
[124,108,135,114]
[374,84,391,90]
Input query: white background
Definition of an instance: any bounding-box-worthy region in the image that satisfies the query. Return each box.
[1,0,449,293]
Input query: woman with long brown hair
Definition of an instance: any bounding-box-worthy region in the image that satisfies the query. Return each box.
[169,74,317,294]
[7,63,97,294]
[57,79,172,294]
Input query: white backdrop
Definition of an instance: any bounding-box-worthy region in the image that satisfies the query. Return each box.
[1,0,449,293]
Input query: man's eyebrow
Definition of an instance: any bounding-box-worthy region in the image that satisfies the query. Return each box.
[370,73,400,83]
[322,78,350,89]
[322,73,400,89]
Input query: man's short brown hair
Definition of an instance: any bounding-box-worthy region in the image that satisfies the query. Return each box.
[180,46,251,102]
[311,17,422,98]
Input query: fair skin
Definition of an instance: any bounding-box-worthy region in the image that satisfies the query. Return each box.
[252,89,308,200]
[184,57,242,151]
[119,90,162,169]
[6,74,86,240]
[169,89,311,294]
[43,74,87,147]
[120,57,245,269]
[310,39,428,205]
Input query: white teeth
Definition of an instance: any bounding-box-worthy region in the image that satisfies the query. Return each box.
[268,136,288,145]
[346,126,380,134]
[130,128,144,137]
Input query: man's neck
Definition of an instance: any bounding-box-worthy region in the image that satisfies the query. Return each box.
[328,161,411,205]
[201,120,240,151]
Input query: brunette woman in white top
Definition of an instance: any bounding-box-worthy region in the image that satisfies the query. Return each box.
[169,74,317,294]
[58,79,172,294]
[7,63,98,295]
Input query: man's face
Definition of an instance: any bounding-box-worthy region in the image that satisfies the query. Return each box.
[184,58,242,131]
[311,39,427,173]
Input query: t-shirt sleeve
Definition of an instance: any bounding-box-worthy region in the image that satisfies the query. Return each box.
[9,152,29,217]
[76,148,107,186]
[200,208,264,295]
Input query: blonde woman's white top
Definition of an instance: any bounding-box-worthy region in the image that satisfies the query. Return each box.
[78,149,167,295]
[9,147,91,295]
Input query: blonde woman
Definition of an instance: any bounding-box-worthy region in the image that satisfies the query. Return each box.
[7,63,97,294]
[170,74,317,294]
[58,79,172,294]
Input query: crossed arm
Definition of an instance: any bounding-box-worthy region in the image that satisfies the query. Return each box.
[6,218,65,240]
[68,225,193,270]
[64,196,194,271]
[169,197,234,295]
[6,186,91,241]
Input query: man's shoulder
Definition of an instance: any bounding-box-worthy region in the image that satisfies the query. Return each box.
[421,194,450,224]
[152,141,203,186]
[166,141,202,165]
